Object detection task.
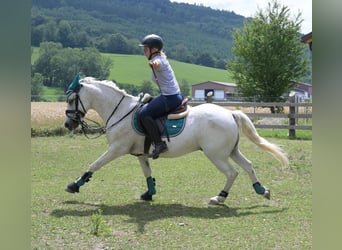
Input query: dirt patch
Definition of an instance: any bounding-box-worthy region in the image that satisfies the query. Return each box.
[255,117,287,125]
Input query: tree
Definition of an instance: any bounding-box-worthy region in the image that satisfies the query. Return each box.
[227,0,309,112]
[179,79,190,97]
[33,42,112,89]
[31,73,44,101]
[140,80,157,96]
[57,20,75,47]
[105,34,130,54]
[195,52,215,67]
[173,44,190,63]
[33,42,63,86]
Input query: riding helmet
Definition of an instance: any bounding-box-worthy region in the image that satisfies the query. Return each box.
[139,34,163,50]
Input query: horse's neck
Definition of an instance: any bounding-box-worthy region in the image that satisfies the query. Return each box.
[86,84,137,123]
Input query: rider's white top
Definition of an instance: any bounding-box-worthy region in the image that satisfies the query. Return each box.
[150,54,180,96]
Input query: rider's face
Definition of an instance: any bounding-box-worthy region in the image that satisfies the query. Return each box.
[143,47,158,59]
[143,46,150,58]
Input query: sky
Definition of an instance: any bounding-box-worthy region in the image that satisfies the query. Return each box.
[170,0,312,34]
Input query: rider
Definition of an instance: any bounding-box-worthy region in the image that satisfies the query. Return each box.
[138,34,183,159]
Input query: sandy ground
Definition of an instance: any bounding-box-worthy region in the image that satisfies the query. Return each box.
[31,102,307,127]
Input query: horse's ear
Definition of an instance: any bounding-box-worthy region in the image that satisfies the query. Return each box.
[66,73,82,94]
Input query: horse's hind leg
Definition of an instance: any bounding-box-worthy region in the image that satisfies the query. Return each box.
[230,147,270,200]
[205,154,239,205]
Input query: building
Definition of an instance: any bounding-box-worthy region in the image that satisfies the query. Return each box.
[291,82,312,102]
[192,81,312,102]
[191,81,237,101]
[301,32,312,51]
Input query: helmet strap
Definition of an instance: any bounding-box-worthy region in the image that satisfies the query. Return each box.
[148,49,160,60]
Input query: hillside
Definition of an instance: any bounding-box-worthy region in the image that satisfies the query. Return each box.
[104,53,232,85]
[31,0,246,66]
[32,47,232,87]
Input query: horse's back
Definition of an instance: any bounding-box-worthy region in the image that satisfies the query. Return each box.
[189,103,236,126]
[168,103,239,155]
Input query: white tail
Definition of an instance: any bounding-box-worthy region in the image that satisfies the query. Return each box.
[232,110,289,168]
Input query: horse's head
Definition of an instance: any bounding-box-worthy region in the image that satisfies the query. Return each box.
[64,74,88,130]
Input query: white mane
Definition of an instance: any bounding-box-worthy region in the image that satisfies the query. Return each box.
[81,77,128,96]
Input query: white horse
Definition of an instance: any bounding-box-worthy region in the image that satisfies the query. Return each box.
[64,76,288,204]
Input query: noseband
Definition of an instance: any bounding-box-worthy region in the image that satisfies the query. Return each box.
[65,89,140,139]
[65,92,86,122]
[65,91,105,138]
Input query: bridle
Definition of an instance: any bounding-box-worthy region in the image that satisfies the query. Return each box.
[65,92,86,123]
[65,87,140,139]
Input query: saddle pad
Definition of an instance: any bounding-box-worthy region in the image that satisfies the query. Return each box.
[132,111,186,138]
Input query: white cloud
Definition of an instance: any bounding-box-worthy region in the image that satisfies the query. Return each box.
[170,0,312,33]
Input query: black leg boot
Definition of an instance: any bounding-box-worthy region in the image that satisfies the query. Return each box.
[142,117,168,159]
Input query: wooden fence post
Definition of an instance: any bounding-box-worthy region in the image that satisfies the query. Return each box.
[289,93,297,138]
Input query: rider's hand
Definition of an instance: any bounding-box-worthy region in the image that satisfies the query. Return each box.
[149,60,160,70]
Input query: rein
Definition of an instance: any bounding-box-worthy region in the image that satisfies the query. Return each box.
[66,90,141,139]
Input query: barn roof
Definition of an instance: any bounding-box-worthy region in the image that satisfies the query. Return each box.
[192,81,237,87]
[301,32,312,44]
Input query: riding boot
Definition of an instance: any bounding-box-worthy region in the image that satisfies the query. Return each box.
[142,117,168,159]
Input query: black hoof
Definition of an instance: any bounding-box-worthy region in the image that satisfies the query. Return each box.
[65,182,79,193]
[140,191,153,201]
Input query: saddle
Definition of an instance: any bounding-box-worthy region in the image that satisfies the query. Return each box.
[137,94,190,154]
[141,93,190,119]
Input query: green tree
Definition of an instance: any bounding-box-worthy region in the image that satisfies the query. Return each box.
[173,44,190,63]
[179,79,190,97]
[227,0,309,112]
[33,42,63,86]
[31,73,44,101]
[57,20,75,47]
[140,80,157,96]
[33,42,112,89]
[79,47,112,80]
[104,33,130,54]
[195,52,215,67]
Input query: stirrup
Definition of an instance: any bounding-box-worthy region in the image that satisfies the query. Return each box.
[149,142,167,159]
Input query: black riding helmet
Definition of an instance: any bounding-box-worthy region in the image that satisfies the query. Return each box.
[139,34,164,60]
[139,34,163,50]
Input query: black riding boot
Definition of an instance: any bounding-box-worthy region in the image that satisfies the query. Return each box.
[142,117,168,159]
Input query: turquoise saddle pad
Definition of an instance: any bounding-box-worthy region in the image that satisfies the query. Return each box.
[132,111,186,138]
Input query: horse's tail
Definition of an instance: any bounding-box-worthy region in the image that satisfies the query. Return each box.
[232,110,289,168]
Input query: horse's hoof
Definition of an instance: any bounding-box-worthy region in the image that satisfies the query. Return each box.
[65,182,79,193]
[209,196,226,205]
[140,191,153,201]
[263,189,271,200]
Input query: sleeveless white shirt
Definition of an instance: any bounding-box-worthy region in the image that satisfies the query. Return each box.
[150,55,180,96]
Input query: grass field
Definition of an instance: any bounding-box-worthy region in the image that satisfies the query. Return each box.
[31,47,233,88]
[103,53,233,85]
[31,135,312,249]
[31,103,311,249]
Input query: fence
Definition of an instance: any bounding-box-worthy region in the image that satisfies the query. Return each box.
[189,95,312,138]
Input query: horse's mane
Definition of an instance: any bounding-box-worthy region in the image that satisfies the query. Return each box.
[81,77,128,96]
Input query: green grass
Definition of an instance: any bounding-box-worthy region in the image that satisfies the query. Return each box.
[257,129,312,140]
[31,47,233,87]
[104,53,233,85]
[40,86,66,101]
[31,136,312,249]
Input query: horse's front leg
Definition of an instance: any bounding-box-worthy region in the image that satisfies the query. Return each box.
[138,155,156,201]
[65,146,122,193]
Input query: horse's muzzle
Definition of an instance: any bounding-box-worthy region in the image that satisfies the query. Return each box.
[64,117,79,131]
